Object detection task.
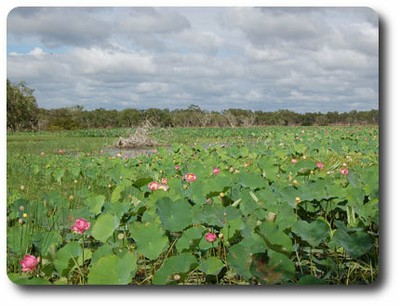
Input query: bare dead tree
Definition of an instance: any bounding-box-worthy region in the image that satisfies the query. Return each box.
[116,119,158,148]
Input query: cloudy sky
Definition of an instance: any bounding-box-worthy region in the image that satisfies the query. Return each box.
[7,7,378,113]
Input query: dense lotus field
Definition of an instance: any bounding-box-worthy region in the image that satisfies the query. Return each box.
[6,126,379,285]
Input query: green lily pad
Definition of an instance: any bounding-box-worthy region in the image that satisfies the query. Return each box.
[153,253,198,284]
[91,213,119,243]
[198,257,225,276]
[256,221,292,255]
[292,219,330,247]
[129,221,169,260]
[155,197,193,232]
[239,173,266,189]
[330,228,374,258]
[250,250,295,284]
[8,273,51,285]
[86,194,105,215]
[87,252,137,285]
[227,243,253,279]
[176,226,205,253]
[54,241,82,276]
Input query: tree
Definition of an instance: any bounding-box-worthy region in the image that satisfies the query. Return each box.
[118,108,142,127]
[7,80,39,131]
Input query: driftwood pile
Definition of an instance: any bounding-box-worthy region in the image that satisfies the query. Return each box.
[116,120,159,148]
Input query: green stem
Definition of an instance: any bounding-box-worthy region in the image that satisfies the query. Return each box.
[81,234,85,268]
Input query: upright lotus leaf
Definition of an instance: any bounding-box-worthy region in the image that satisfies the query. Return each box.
[239,173,266,189]
[278,185,300,208]
[107,166,122,184]
[130,221,169,260]
[362,166,379,199]
[257,156,279,182]
[267,250,295,283]
[133,177,154,190]
[255,187,278,211]
[358,198,379,226]
[250,250,295,284]
[227,243,253,279]
[202,174,232,195]
[292,219,330,247]
[103,200,131,220]
[295,181,325,202]
[294,143,307,155]
[7,225,32,257]
[240,229,268,254]
[221,217,245,242]
[90,244,114,266]
[52,168,65,183]
[238,190,260,216]
[155,197,193,232]
[298,275,327,285]
[86,194,106,215]
[54,241,82,276]
[175,226,205,253]
[198,257,225,276]
[330,228,374,258]
[69,166,81,178]
[256,221,292,255]
[295,160,316,177]
[87,252,137,285]
[84,166,100,180]
[32,231,62,257]
[111,183,127,203]
[8,273,51,285]
[198,203,225,227]
[188,181,207,204]
[91,213,119,243]
[153,253,198,284]
[275,204,297,230]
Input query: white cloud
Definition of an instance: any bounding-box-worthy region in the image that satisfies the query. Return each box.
[7,7,379,113]
[28,47,46,57]
[316,47,371,71]
[136,82,169,93]
[69,48,156,76]
[245,45,287,61]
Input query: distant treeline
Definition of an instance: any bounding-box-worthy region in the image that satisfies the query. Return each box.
[7,80,379,132]
[38,105,379,131]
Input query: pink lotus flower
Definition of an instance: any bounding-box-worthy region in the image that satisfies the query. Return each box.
[148,181,169,191]
[161,178,168,184]
[156,183,169,191]
[148,181,159,191]
[175,165,180,170]
[205,232,217,243]
[212,167,220,175]
[71,218,90,234]
[317,161,324,170]
[340,168,349,175]
[291,158,297,164]
[57,149,64,155]
[20,254,40,272]
[183,173,197,182]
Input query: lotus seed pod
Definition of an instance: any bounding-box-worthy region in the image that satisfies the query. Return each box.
[266,212,277,222]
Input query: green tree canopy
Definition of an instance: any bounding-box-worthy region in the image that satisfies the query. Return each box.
[7,80,39,131]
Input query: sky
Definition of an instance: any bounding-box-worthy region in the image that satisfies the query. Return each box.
[6,7,379,113]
